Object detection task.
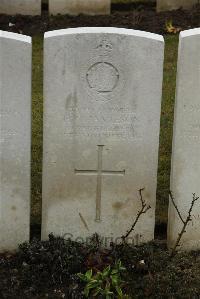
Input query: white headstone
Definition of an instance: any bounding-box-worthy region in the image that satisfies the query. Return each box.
[168,28,200,251]
[42,28,164,246]
[49,0,110,15]
[0,31,32,252]
[157,0,197,12]
[0,0,41,16]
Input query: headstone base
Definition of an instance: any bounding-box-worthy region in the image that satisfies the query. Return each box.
[157,0,197,12]
[49,0,110,16]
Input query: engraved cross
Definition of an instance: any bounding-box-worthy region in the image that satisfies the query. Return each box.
[75,145,125,222]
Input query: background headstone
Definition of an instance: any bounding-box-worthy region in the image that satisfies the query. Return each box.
[0,0,41,16]
[157,0,198,12]
[168,28,200,251]
[0,31,32,251]
[49,0,110,15]
[42,27,164,246]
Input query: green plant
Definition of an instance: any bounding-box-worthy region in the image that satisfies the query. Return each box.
[165,20,181,34]
[78,260,127,298]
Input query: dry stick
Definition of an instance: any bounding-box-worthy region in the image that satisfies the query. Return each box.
[169,192,199,257]
[121,188,151,242]
[169,191,184,224]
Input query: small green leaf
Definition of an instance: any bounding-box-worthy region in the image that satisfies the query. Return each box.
[102,265,111,277]
[93,287,103,296]
[87,280,98,289]
[85,269,93,280]
[111,274,118,286]
[111,269,119,275]
[77,273,89,282]
[84,286,90,298]
[116,286,123,298]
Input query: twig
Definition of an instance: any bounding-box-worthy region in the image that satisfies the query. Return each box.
[121,188,151,242]
[170,192,199,257]
[169,191,184,224]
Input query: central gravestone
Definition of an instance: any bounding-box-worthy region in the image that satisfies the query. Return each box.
[42,28,164,245]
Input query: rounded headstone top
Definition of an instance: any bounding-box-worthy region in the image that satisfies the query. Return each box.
[44,27,164,43]
[180,28,200,38]
[0,30,31,43]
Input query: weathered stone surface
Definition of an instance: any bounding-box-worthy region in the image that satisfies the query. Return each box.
[0,31,32,252]
[49,0,110,15]
[157,0,197,12]
[0,0,41,15]
[42,28,164,246]
[168,28,200,251]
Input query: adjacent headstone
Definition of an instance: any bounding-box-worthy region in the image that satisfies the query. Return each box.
[157,0,197,12]
[0,0,41,16]
[42,27,164,246]
[49,0,110,15]
[168,28,200,251]
[0,31,32,251]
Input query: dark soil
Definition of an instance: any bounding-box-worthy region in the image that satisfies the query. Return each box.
[1,235,200,299]
[0,3,199,36]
